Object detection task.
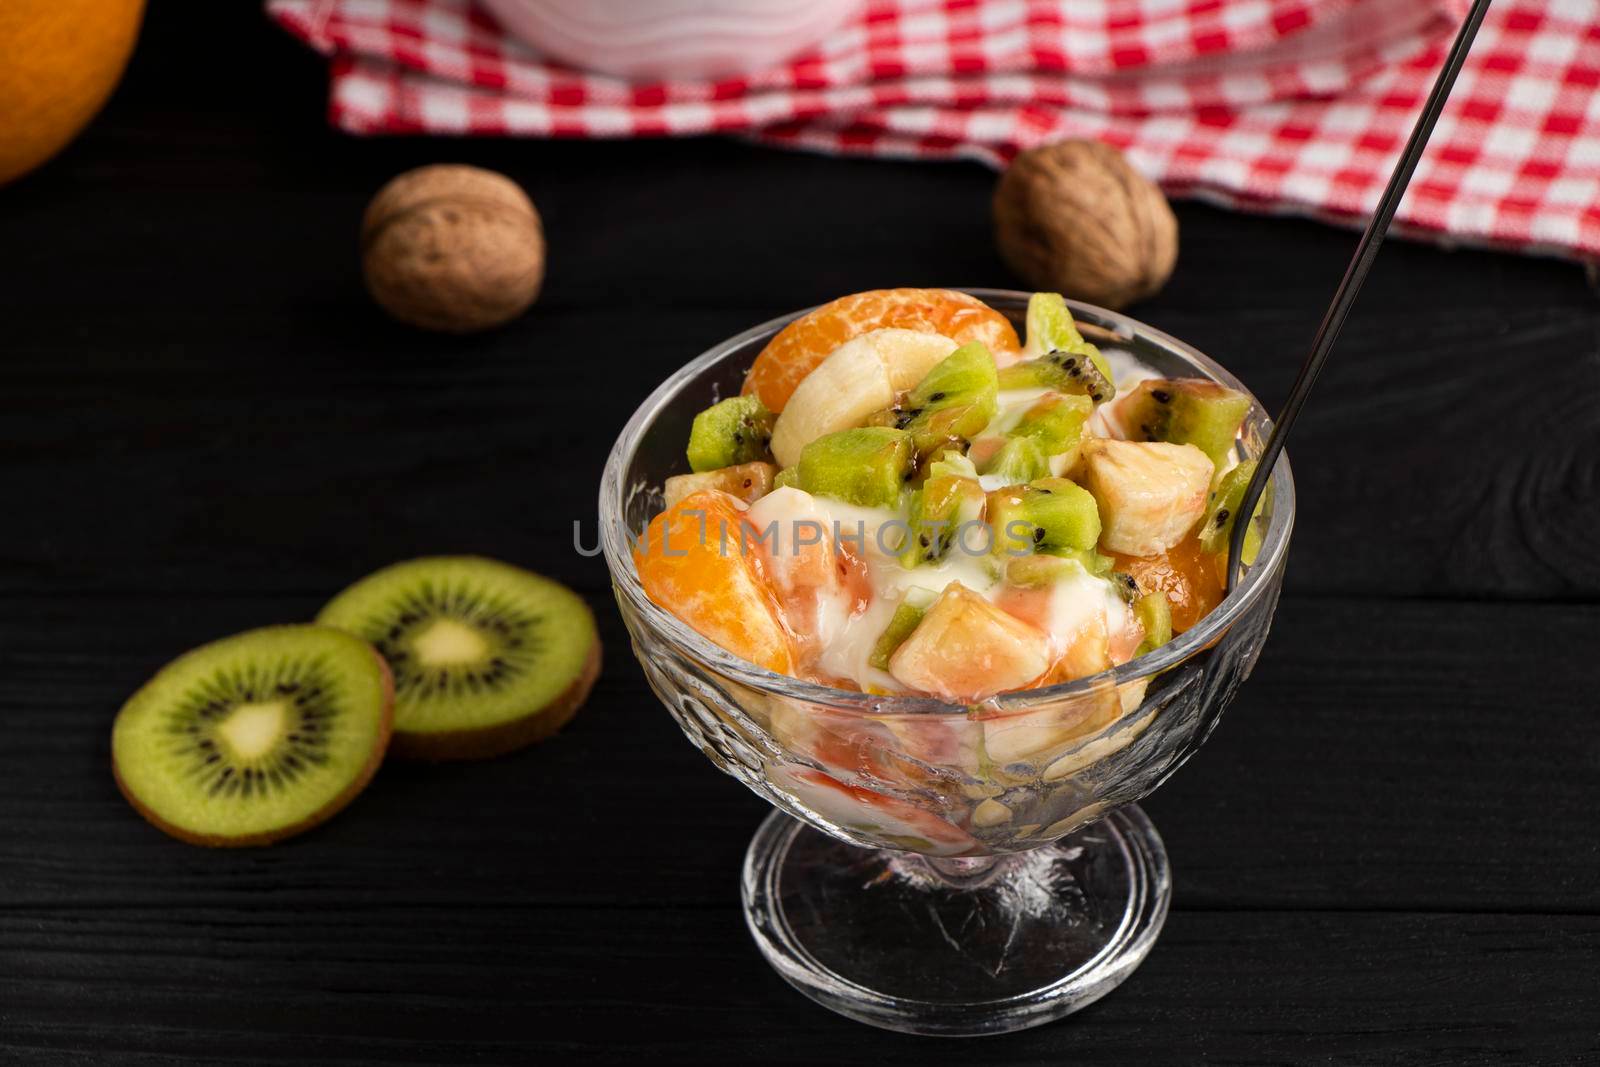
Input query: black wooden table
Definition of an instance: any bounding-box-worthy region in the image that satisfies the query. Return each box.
[4,5,1598,1063]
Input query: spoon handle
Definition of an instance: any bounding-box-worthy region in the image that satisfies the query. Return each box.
[1227,0,1496,588]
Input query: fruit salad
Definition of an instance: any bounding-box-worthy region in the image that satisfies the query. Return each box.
[633,288,1264,851]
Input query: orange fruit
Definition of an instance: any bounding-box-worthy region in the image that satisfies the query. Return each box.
[634,490,795,674]
[1110,533,1225,635]
[742,288,1021,412]
[0,0,146,185]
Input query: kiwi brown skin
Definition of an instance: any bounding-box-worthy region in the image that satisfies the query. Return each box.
[388,641,601,761]
[111,644,396,848]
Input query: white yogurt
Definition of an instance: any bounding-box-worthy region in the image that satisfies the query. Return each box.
[749,483,1128,693]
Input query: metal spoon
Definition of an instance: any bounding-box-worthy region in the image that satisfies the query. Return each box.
[1228,0,1495,588]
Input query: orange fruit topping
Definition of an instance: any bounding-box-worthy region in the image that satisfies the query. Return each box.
[633,490,795,674]
[0,0,146,185]
[742,288,1021,412]
[1110,533,1225,635]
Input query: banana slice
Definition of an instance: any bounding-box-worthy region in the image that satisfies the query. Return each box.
[1079,439,1213,556]
[769,337,892,469]
[769,329,959,469]
[876,328,962,392]
[889,582,1052,703]
[662,461,776,509]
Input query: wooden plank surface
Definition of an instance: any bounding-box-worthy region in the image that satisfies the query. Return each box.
[3,909,1595,1065]
[1,595,1595,914]
[1,3,1596,1063]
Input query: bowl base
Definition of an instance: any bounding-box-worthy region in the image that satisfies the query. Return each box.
[741,805,1171,1036]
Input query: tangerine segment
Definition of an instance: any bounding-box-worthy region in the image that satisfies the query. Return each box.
[634,490,795,674]
[1110,532,1225,635]
[742,288,1021,412]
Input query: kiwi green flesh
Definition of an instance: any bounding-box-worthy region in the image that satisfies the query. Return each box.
[1133,593,1174,656]
[317,556,598,748]
[868,599,930,672]
[893,342,1000,458]
[988,478,1102,556]
[996,351,1114,404]
[1010,393,1092,455]
[904,342,998,407]
[796,427,914,509]
[111,625,392,845]
[902,471,984,566]
[1200,460,1266,562]
[977,437,1048,485]
[1124,379,1250,469]
[1023,293,1116,381]
[686,395,774,473]
[1008,551,1111,587]
[387,642,600,761]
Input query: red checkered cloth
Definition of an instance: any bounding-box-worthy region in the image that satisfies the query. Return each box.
[269,0,1600,262]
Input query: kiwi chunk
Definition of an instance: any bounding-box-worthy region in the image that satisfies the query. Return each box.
[772,466,800,490]
[796,427,914,509]
[902,462,986,566]
[888,342,999,459]
[1200,460,1266,563]
[996,351,1116,405]
[988,477,1102,557]
[1133,592,1174,657]
[1010,392,1093,455]
[1024,292,1084,350]
[686,395,775,473]
[318,557,600,760]
[977,437,1048,485]
[1018,292,1117,394]
[1006,552,1111,587]
[1024,292,1110,366]
[1121,379,1251,469]
[111,625,393,847]
[868,591,936,671]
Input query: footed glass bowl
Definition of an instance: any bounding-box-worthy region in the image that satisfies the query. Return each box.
[600,291,1294,1036]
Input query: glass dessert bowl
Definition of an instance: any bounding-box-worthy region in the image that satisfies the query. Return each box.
[600,289,1294,1036]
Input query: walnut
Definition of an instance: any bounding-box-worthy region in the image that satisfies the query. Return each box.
[993,140,1177,310]
[361,164,545,332]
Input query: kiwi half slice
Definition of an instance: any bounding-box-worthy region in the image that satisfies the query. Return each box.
[111,625,394,847]
[317,556,600,760]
